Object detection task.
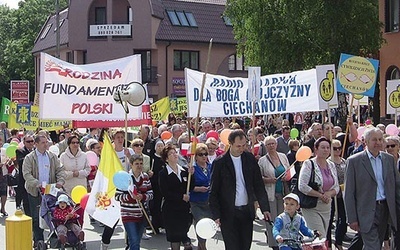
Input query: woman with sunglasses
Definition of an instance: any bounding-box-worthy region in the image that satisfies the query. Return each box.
[327,139,346,250]
[385,136,400,165]
[190,143,213,250]
[131,138,152,178]
[60,135,90,226]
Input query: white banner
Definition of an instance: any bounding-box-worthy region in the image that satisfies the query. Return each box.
[39,53,142,120]
[387,79,400,115]
[185,68,323,117]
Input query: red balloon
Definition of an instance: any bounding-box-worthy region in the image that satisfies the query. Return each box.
[206,130,219,140]
[80,193,90,210]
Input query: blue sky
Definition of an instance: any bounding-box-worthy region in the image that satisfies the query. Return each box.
[0,0,19,9]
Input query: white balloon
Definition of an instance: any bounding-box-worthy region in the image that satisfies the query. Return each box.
[49,145,60,156]
[195,218,218,239]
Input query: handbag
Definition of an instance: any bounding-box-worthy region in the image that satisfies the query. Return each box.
[7,169,19,187]
[293,160,319,208]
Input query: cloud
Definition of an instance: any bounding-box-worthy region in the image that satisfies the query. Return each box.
[0,0,19,9]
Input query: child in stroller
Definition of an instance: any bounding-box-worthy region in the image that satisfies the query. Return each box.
[53,194,85,245]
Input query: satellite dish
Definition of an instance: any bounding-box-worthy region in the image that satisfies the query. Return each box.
[113,82,146,107]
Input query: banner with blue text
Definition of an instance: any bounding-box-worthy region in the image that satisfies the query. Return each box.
[185,68,321,117]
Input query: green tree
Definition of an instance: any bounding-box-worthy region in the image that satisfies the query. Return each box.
[0,0,68,100]
[226,0,383,126]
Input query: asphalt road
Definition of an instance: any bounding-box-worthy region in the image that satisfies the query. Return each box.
[0,195,274,249]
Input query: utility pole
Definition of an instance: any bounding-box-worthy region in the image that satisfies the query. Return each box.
[55,0,60,58]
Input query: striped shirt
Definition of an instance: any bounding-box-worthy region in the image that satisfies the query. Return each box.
[115,172,153,223]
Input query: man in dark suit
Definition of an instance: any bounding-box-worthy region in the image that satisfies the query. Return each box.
[14,135,35,214]
[345,127,400,249]
[209,129,271,250]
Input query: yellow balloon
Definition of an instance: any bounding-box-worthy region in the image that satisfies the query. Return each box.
[71,185,87,204]
[295,146,312,162]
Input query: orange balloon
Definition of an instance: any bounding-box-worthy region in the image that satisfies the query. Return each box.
[161,131,172,140]
[220,129,232,146]
[295,146,312,162]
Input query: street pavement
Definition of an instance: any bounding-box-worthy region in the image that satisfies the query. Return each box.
[0,195,273,249]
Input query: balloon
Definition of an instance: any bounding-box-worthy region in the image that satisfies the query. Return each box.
[49,145,60,156]
[2,143,9,149]
[365,119,372,125]
[357,126,366,140]
[113,171,132,191]
[295,146,312,162]
[161,131,172,140]
[206,130,219,140]
[290,128,299,139]
[71,185,87,204]
[385,124,399,136]
[195,218,218,239]
[80,193,90,210]
[86,151,99,166]
[10,140,19,146]
[6,145,17,158]
[220,129,232,146]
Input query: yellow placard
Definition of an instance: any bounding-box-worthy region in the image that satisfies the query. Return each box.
[150,97,171,121]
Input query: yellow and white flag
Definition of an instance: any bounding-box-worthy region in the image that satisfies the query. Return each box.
[85,133,123,227]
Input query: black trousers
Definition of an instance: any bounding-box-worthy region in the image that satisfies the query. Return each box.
[220,206,254,250]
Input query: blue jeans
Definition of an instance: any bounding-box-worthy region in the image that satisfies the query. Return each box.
[279,246,301,250]
[28,194,44,243]
[123,220,145,250]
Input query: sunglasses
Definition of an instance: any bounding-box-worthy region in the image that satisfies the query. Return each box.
[25,140,34,143]
[133,144,144,147]
[333,147,342,151]
[70,141,80,144]
[197,153,208,157]
[386,144,397,148]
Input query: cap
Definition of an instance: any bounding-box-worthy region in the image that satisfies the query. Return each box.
[56,194,70,206]
[283,193,300,204]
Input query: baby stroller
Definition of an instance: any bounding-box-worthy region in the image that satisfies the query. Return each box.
[37,191,86,250]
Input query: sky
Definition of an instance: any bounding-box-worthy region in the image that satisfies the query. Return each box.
[0,0,19,9]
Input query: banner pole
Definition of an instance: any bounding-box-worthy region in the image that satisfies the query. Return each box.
[341,96,354,157]
[186,38,213,194]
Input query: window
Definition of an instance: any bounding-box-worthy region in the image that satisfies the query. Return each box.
[40,24,52,39]
[228,54,246,71]
[222,16,233,26]
[134,50,153,83]
[128,7,133,24]
[54,19,65,31]
[385,0,399,32]
[66,51,74,63]
[166,10,197,27]
[389,66,400,79]
[95,7,106,25]
[174,51,199,70]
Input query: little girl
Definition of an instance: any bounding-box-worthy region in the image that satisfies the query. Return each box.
[53,194,84,245]
[115,154,153,250]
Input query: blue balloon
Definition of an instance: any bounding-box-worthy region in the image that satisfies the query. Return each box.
[113,171,131,191]
[2,143,9,149]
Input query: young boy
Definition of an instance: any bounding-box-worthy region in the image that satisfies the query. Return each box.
[53,194,84,245]
[272,193,316,250]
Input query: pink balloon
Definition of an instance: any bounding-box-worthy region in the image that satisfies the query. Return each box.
[206,130,219,140]
[357,126,366,140]
[365,119,372,125]
[86,151,99,166]
[385,124,399,136]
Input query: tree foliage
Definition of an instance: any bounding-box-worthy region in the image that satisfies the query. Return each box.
[0,0,68,100]
[226,0,384,125]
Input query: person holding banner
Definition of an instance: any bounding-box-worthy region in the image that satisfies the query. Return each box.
[258,136,290,250]
[115,154,153,250]
[209,129,271,250]
[159,144,195,250]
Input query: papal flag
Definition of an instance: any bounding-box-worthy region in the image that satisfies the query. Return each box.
[85,133,123,227]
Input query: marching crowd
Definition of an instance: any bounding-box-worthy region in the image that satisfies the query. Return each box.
[0,110,400,250]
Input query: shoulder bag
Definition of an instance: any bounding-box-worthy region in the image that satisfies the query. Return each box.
[293,160,319,208]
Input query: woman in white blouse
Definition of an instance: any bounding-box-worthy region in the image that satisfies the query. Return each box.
[258,136,290,250]
[298,137,339,238]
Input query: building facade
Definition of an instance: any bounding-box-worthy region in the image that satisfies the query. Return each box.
[32,0,247,102]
